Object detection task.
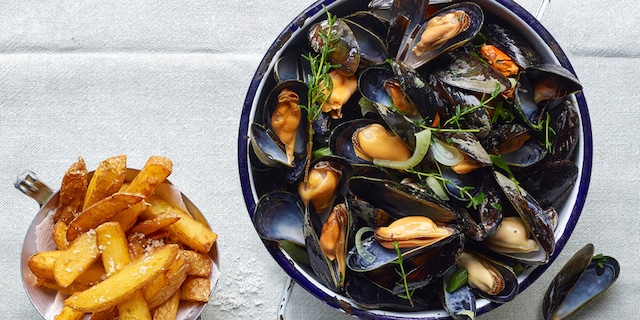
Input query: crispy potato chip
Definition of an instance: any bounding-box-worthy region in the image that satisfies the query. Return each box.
[54,230,100,288]
[152,290,180,320]
[65,244,178,313]
[144,195,217,253]
[180,276,211,302]
[96,222,151,319]
[67,193,143,241]
[55,157,88,225]
[54,306,85,320]
[83,155,127,210]
[124,156,173,199]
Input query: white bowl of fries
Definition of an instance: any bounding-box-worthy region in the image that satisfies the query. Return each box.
[18,155,220,320]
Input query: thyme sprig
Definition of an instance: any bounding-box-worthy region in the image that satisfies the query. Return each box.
[531,111,556,153]
[406,167,486,209]
[443,83,503,129]
[392,241,415,307]
[300,8,341,181]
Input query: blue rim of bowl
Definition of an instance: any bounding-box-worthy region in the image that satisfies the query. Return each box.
[238,0,593,318]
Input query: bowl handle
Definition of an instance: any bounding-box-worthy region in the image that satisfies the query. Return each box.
[277,277,296,319]
[14,170,53,208]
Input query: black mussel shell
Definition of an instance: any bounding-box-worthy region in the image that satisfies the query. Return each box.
[308,18,360,75]
[252,191,305,246]
[543,243,620,320]
[434,45,511,95]
[481,22,541,69]
[492,170,555,264]
[440,267,476,320]
[349,175,460,222]
[548,100,581,161]
[401,2,485,70]
[521,159,578,208]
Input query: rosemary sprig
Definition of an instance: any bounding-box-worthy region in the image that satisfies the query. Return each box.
[300,8,341,181]
[392,241,415,306]
[406,167,486,209]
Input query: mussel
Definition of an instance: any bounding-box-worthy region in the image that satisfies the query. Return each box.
[543,244,619,320]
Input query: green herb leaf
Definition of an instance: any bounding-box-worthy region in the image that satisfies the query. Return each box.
[446,267,469,293]
[593,253,607,269]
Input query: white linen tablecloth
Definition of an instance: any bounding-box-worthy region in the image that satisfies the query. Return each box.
[1,0,638,319]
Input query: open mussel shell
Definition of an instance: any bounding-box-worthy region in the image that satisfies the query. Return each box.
[434,45,512,95]
[347,226,463,295]
[401,2,484,70]
[342,18,388,67]
[459,251,519,303]
[481,22,540,69]
[543,243,620,320]
[513,63,582,129]
[358,65,421,149]
[491,170,555,264]
[252,191,305,246]
[251,80,309,170]
[349,175,460,222]
[345,274,442,312]
[309,18,360,75]
[440,267,476,320]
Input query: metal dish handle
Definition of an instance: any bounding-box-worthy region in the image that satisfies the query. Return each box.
[15,171,54,208]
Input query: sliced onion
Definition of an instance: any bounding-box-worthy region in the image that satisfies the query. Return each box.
[426,176,450,201]
[373,129,431,170]
[431,138,463,166]
[355,227,377,264]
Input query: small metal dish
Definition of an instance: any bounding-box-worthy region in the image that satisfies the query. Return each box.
[16,169,220,320]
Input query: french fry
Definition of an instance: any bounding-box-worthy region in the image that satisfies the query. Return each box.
[152,290,181,320]
[54,230,100,288]
[144,195,217,253]
[83,154,127,210]
[130,211,180,235]
[142,251,190,309]
[96,222,152,319]
[29,250,105,286]
[52,220,70,250]
[179,249,212,277]
[64,244,179,313]
[67,192,143,241]
[55,157,88,225]
[89,307,118,320]
[180,276,211,302]
[110,201,148,232]
[54,306,85,320]
[124,156,173,199]
[38,278,90,296]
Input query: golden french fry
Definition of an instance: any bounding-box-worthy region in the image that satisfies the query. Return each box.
[54,306,85,320]
[152,290,181,320]
[83,154,127,210]
[65,244,179,313]
[67,192,143,241]
[96,222,152,319]
[55,157,88,225]
[130,211,180,235]
[54,230,100,288]
[179,249,212,277]
[110,201,148,232]
[52,220,70,250]
[143,251,190,309]
[180,276,211,302]
[38,278,91,296]
[88,307,118,320]
[124,156,173,198]
[28,250,62,280]
[144,195,217,253]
